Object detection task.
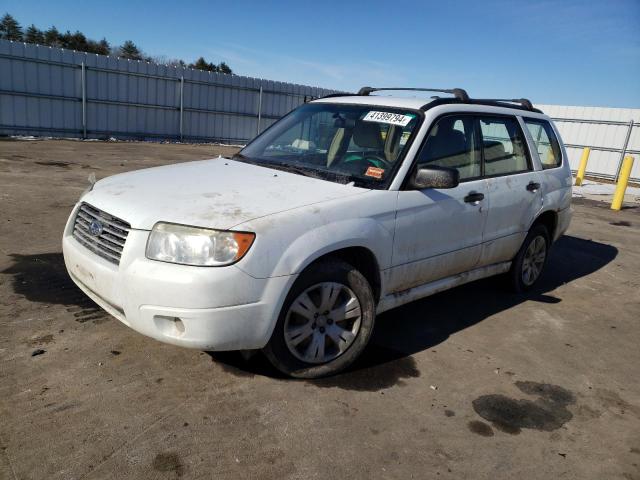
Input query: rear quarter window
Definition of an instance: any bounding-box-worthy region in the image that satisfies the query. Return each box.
[524,119,562,169]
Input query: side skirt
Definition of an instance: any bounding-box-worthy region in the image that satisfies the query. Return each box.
[376,261,512,314]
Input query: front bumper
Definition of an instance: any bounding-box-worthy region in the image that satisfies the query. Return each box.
[62,204,295,351]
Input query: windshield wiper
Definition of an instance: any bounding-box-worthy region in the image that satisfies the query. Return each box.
[267,162,325,179]
[232,152,252,163]
[272,163,360,185]
[231,155,313,177]
[231,155,368,187]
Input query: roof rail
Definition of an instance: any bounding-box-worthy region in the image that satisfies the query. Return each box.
[357,87,470,102]
[318,92,359,99]
[472,98,535,111]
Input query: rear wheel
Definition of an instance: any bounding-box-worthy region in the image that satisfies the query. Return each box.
[263,259,376,378]
[509,224,550,292]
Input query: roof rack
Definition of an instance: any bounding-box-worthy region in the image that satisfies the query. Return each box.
[357,87,470,102]
[473,98,534,110]
[319,87,539,113]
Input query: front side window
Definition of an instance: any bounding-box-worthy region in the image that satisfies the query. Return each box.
[416,115,481,180]
[237,103,421,188]
[524,119,562,169]
[479,116,530,176]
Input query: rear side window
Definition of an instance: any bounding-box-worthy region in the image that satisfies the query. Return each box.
[479,116,530,176]
[524,119,562,169]
[416,115,481,180]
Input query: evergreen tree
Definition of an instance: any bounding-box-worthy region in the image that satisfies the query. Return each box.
[0,13,22,41]
[86,39,102,54]
[59,30,72,48]
[25,24,44,44]
[1,13,234,73]
[190,57,211,71]
[96,38,111,55]
[119,40,142,60]
[67,30,89,51]
[96,38,110,55]
[190,57,232,73]
[44,26,61,47]
[218,62,232,75]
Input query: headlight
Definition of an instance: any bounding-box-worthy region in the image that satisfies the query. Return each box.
[146,222,255,266]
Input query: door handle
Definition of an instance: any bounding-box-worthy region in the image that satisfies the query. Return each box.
[526,181,541,192]
[464,192,485,204]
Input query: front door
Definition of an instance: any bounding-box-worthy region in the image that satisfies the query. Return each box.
[387,114,488,293]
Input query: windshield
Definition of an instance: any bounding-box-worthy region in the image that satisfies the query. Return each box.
[235,103,421,188]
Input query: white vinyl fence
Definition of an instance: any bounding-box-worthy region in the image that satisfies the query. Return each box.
[0,39,337,144]
[537,104,640,183]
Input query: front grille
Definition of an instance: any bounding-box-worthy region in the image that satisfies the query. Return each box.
[72,203,131,265]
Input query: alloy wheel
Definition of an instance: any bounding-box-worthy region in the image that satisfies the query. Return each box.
[522,235,547,286]
[284,282,362,364]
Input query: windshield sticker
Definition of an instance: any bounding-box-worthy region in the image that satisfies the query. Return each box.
[363,111,413,127]
[365,166,385,179]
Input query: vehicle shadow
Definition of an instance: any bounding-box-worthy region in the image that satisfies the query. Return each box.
[2,252,80,306]
[1,252,109,323]
[1,237,617,390]
[209,235,618,390]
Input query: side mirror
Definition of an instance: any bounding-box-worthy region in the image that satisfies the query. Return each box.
[408,165,459,190]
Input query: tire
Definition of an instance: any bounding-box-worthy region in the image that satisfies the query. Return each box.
[508,224,550,293]
[263,259,376,379]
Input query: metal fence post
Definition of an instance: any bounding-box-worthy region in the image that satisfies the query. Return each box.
[179,76,184,142]
[256,85,263,136]
[81,62,87,139]
[612,155,635,210]
[575,148,591,186]
[615,120,634,181]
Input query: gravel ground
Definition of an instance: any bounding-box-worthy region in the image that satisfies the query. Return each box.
[1,139,639,480]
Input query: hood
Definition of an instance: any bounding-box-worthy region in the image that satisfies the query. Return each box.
[81,158,369,230]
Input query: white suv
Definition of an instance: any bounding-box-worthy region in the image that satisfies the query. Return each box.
[62,87,572,378]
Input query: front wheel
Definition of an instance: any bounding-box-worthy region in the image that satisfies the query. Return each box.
[263,259,376,378]
[509,224,550,292]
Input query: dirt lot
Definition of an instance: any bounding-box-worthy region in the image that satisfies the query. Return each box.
[1,139,639,480]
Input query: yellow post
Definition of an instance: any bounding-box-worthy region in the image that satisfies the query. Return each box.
[575,147,590,186]
[611,155,635,211]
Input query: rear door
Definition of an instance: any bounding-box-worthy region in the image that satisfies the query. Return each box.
[387,114,488,293]
[477,115,542,266]
[522,118,572,240]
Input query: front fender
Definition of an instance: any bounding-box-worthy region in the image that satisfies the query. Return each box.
[272,217,392,277]
[236,215,394,279]
[233,189,398,280]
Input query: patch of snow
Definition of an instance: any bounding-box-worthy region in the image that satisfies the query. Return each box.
[10,135,42,141]
[572,178,640,197]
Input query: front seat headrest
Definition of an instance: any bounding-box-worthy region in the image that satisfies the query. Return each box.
[353,122,383,149]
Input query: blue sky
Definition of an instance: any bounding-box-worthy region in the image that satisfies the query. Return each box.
[3,0,639,107]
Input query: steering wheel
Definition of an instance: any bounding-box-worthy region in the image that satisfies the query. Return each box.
[361,154,393,170]
[335,153,392,170]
